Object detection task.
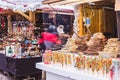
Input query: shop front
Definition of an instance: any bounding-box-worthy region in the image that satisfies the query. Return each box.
[0,0,75,79]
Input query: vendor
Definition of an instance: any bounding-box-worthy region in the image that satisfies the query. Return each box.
[57,25,64,35]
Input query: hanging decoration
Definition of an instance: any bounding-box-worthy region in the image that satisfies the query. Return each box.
[83,4,95,35]
[0,15,5,29]
[0,15,8,37]
[12,21,33,36]
[72,4,81,39]
[1,17,5,29]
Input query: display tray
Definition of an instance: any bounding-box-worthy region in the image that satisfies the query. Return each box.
[50,47,62,51]
[83,51,98,55]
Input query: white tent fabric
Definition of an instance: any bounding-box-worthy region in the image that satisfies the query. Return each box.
[0,0,74,12]
[0,0,102,12]
[0,0,42,12]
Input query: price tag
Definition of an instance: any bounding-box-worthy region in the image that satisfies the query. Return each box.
[85,17,91,27]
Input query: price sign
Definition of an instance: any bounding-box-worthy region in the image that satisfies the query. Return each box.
[6,46,15,57]
[85,17,91,27]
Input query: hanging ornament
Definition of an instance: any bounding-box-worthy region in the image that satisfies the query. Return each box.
[0,16,1,27]
[1,17,5,29]
[18,22,21,32]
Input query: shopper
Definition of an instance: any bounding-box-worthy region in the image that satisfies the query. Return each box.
[48,23,57,32]
[38,27,61,51]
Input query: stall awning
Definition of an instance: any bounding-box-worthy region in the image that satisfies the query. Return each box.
[0,0,74,13]
[0,0,42,12]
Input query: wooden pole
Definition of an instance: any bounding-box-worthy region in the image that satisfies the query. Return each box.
[103,7,106,33]
[33,12,36,25]
[98,9,102,32]
[116,11,120,40]
[7,15,12,35]
[78,4,84,36]
[53,14,56,26]
[29,11,34,23]
[70,15,73,36]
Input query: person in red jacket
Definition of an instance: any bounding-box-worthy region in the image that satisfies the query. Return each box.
[38,27,61,51]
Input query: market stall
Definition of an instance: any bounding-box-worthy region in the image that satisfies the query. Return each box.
[0,0,74,80]
[0,22,42,79]
[36,0,120,80]
[0,1,43,79]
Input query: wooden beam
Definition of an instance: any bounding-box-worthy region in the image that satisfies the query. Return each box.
[52,0,80,5]
[42,0,63,4]
[46,0,102,5]
[0,10,14,14]
[15,10,35,23]
[64,0,102,5]
[15,10,30,21]
[43,11,73,15]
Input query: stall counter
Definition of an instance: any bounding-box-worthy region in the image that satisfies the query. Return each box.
[0,53,42,79]
[36,62,110,80]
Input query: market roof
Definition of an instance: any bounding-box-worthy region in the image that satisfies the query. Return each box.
[0,0,74,12]
[0,0,42,12]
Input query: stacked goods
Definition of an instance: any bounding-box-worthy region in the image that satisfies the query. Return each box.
[62,34,90,52]
[62,38,78,52]
[75,36,88,52]
[84,33,106,55]
[99,38,120,58]
[104,38,119,53]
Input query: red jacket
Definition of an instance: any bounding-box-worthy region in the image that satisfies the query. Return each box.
[38,32,61,44]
